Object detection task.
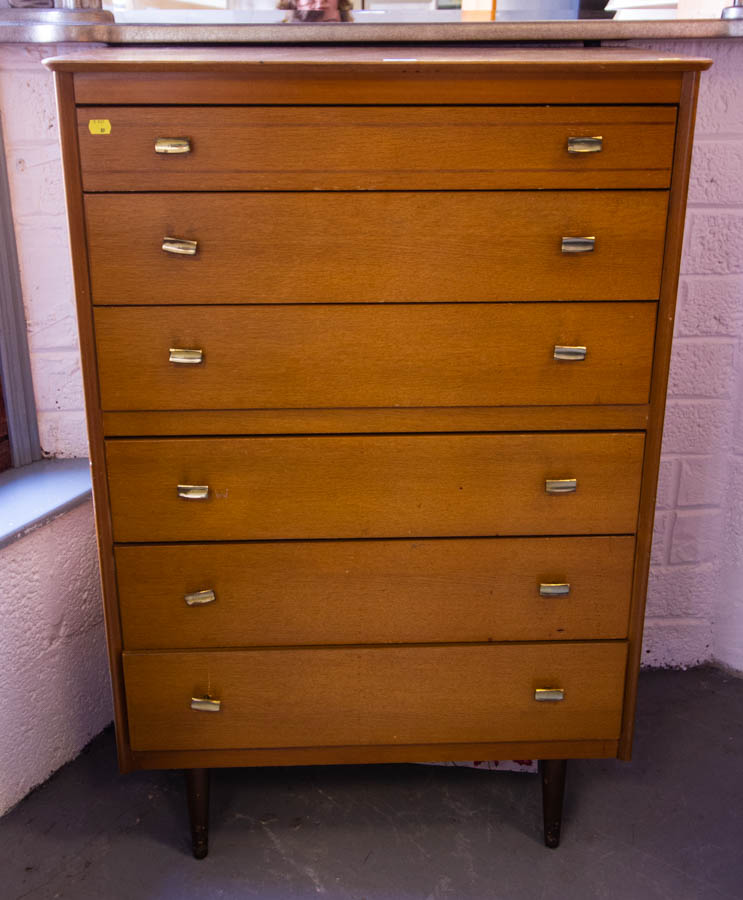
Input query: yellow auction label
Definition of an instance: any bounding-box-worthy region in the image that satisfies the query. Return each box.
[88,119,111,135]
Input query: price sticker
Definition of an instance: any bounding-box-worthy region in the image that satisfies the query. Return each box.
[88,119,111,135]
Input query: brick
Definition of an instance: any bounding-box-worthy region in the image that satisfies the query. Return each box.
[641,618,713,669]
[37,411,89,459]
[667,339,736,399]
[688,140,743,206]
[733,387,743,451]
[645,563,677,617]
[681,211,743,276]
[678,455,727,507]
[26,299,79,353]
[31,352,84,412]
[6,146,66,220]
[625,40,743,134]
[669,510,724,565]
[16,224,74,317]
[647,563,719,619]
[650,511,673,566]
[693,42,743,135]
[0,69,58,145]
[712,563,743,673]
[655,457,679,510]
[675,276,743,337]
[0,45,60,73]
[661,399,733,455]
[722,457,743,567]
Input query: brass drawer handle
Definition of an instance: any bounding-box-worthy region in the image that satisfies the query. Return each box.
[191,696,221,713]
[534,688,565,702]
[567,136,603,154]
[539,583,571,597]
[177,484,209,501]
[184,589,216,607]
[545,479,577,494]
[169,348,203,365]
[554,345,587,362]
[155,137,191,155]
[162,236,198,256]
[561,236,595,254]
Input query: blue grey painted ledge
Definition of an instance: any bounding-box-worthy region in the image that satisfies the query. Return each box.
[0,458,92,551]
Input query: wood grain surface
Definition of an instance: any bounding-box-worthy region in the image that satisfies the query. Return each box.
[72,69,687,106]
[94,302,657,411]
[47,50,708,772]
[116,536,635,650]
[77,105,676,192]
[122,641,628,751]
[105,432,645,542]
[102,405,651,437]
[127,738,620,772]
[46,47,708,110]
[619,71,703,760]
[84,191,669,304]
[53,71,135,772]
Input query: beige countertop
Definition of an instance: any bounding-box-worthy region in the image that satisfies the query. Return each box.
[0,11,741,44]
[41,45,714,70]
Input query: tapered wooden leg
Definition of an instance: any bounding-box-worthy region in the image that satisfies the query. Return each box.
[186,768,210,859]
[540,759,567,849]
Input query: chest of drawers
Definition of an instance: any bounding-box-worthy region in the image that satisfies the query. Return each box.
[46,46,709,858]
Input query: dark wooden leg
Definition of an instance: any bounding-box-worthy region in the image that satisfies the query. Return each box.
[185,768,210,859]
[540,759,567,849]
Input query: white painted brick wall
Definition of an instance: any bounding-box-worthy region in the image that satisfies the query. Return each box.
[628,39,743,670]
[0,44,88,459]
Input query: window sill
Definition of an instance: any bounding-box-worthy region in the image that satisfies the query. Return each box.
[0,458,92,551]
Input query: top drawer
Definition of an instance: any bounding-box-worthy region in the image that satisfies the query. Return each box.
[77,105,677,192]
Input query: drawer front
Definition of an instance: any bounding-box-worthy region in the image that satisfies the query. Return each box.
[117,536,635,650]
[106,432,644,542]
[122,642,628,751]
[78,105,676,192]
[95,302,656,411]
[85,191,668,305]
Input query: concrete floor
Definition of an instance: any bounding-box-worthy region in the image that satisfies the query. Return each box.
[1,666,741,900]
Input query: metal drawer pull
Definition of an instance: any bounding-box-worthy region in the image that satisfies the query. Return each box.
[155,137,191,155]
[534,688,565,702]
[169,348,203,365]
[191,696,221,713]
[162,237,198,256]
[554,345,587,362]
[177,484,209,501]
[545,478,577,494]
[539,583,571,597]
[561,236,595,254]
[567,136,603,154]
[184,589,216,607]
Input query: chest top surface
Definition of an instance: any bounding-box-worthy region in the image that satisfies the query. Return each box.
[44,46,711,106]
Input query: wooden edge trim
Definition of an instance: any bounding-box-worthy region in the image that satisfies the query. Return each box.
[74,103,681,120]
[42,52,713,74]
[618,69,702,762]
[126,739,619,773]
[69,70,685,106]
[101,406,651,437]
[54,71,133,773]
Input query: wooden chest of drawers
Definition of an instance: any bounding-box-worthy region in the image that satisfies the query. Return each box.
[47,46,709,857]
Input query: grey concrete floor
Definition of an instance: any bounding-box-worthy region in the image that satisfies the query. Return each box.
[1,666,741,900]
